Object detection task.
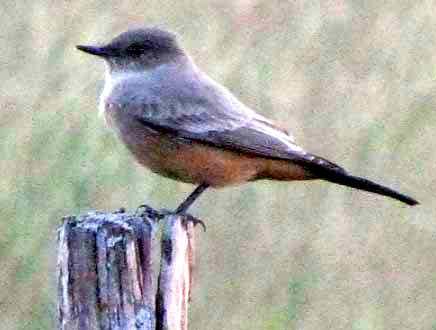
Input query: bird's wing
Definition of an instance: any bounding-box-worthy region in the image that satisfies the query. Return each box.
[118,73,311,161]
[139,111,307,160]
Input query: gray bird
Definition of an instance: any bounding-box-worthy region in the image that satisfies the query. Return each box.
[77,27,418,213]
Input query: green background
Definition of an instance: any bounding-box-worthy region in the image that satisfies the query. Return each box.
[1,1,435,329]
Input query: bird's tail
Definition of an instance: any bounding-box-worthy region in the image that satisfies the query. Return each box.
[294,155,419,206]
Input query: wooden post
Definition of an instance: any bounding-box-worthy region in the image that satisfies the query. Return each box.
[57,207,197,330]
[156,215,195,330]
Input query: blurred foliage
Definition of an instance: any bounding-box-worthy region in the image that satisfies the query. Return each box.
[1,0,435,329]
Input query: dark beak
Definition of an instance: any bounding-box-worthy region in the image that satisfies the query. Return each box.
[76,45,113,57]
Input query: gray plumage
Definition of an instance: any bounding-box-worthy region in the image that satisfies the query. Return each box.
[77,27,419,206]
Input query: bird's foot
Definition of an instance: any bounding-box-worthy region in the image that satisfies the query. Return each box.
[135,204,161,219]
[135,205,206,231]
[159,208,206,232]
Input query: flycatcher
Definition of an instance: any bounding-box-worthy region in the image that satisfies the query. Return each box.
[77,27,418,213]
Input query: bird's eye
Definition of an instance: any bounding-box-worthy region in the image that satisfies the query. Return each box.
[126,44,144,56]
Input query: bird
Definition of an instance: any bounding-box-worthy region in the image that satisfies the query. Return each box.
[76,27,418,214]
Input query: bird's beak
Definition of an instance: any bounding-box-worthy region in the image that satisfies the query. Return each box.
[76,45,113,57]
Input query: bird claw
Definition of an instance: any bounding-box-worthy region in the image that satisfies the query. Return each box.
[182,214,207,232]
[159,208,206,232]
[136,204,161,219]
[135,205,206,231]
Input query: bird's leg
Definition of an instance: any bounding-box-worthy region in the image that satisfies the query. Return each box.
[175,183,209,214]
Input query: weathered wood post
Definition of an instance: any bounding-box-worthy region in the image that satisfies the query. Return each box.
[57,207,197,330]
[156,215,195,330]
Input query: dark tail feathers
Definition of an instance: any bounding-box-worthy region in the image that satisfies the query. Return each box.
[294,155,419,206]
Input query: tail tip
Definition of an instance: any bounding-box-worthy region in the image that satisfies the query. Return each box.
[401,195,419,206]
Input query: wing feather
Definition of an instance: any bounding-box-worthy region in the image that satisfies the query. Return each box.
[109,68,309,161]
